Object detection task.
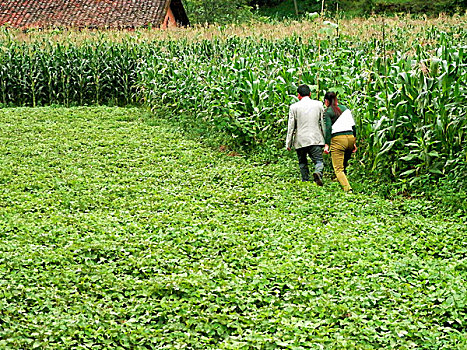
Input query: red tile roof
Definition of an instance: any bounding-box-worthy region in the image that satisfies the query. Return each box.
[0,0,189,28]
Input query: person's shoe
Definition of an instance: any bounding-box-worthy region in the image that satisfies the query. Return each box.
[313,172,323,186]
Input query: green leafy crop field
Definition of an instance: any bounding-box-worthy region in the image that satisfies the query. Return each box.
[0,107,465,349]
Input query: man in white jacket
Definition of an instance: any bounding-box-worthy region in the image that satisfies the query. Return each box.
[286,84,325,185]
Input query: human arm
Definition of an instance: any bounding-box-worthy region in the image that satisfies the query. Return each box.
[352,125,357,153]
[285,107,296,151]
[324,109,332,147]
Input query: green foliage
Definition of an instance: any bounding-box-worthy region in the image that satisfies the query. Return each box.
[0,107,466,348]
[184,0,253,24]
[136,26,467,188]
[0,39,140,107]
[370,0,465,15]
[361,37,466,185]
[0,18,466,190]
[255,0,321,19]
[255,0,466,17]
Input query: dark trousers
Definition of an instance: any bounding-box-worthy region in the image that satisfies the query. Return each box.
[296,145,324,181]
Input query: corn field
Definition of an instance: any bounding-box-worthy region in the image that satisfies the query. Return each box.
[0,17,466,184]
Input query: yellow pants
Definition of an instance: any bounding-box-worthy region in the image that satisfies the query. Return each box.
[330,134,356,192]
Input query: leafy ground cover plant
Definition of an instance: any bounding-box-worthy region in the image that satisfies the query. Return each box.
[0,107,465,349]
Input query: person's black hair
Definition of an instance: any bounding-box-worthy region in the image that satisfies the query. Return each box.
[324,91,342,122]
[297,84,311,98]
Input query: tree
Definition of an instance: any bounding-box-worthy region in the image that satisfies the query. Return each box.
[183,0,252,24]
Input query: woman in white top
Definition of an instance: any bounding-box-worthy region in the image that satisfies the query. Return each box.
[323,92,357,192]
